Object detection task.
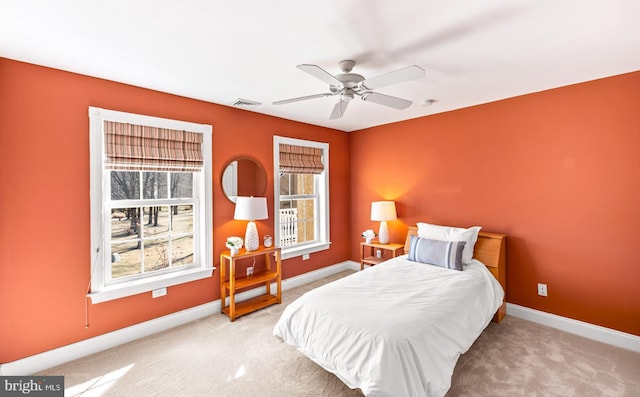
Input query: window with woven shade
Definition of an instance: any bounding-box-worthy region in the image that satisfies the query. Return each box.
[278,143,324,175]
[274,136,330,259]
[103,121,204,172]
[89,107,213,303]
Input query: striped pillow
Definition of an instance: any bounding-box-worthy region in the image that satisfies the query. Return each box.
[408,235,466,271]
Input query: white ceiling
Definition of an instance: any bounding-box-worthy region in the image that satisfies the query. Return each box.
[2,0,639,132]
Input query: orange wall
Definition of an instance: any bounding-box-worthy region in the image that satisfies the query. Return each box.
[350,71,640,336]
[1,56,638,364]
[0,58,351,363]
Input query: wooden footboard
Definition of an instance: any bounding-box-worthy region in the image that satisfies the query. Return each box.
[404,227,507,322]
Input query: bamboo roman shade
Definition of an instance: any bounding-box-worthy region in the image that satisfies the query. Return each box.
[104,121,203,172]
[279,144,324,174]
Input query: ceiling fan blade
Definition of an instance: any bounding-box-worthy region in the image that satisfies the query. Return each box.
[297,64,343,87]
[360,65,425,90]
[273,93,334,105]
[361,92,412,110]
[329,99,351,120]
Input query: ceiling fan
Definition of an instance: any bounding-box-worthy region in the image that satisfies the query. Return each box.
[273,60,426,120]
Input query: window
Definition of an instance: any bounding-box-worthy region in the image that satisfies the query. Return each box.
[89,107,213,303]
[273,136,330,259]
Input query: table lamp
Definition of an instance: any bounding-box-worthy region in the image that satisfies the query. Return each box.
[234,196,268,251]
[370,201,397,244]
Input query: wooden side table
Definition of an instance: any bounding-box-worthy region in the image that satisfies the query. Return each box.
[220,246,281,321]
[360,242,404,270]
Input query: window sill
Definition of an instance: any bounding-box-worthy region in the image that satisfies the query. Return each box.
[88,267,215,304]
[281,242,331,260]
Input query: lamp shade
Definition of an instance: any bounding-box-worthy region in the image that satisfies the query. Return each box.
[234,196,268,221]
[370,201,397,221]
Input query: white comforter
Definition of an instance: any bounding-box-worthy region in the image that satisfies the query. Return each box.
[273,255,504,397]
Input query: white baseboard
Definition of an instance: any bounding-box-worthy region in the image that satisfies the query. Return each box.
[506,303,640,353]
[0,261,359,376]
[1,302,220,376]
[10,263,636,376]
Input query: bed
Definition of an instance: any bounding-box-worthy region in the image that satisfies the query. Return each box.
[273,226,506,397]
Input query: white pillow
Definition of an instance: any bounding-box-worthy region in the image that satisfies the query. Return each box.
[416,222,482,265]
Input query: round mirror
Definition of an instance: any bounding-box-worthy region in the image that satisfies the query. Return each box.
[221,157,267,203]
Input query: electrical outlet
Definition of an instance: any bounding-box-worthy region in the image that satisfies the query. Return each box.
[246,266,254,277]
[537,283,548,297]
[302,253,310,260]
[376,249,382,258]
[152,287,167,298]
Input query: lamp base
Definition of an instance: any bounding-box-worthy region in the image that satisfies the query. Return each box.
[245,221,259,251]
[378,221,390,244]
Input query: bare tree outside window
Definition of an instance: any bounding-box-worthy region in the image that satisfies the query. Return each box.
[109,170,195,280]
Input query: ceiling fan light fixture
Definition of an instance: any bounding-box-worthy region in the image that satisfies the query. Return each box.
[275,60,425,119]
[342,92,354,101]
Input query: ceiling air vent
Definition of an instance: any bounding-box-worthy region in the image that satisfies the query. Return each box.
[233,98,262,107]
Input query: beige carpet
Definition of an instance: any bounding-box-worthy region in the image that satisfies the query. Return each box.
[41,271,640,397]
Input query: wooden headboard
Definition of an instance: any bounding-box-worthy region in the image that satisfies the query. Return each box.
[404,226,507,322]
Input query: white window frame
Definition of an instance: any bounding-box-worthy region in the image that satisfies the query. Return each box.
[88,107,213,303]
[273,136,330,259]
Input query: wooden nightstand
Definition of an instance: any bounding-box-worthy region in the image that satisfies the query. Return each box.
[220,246,281,321]
[360,241,404,270]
